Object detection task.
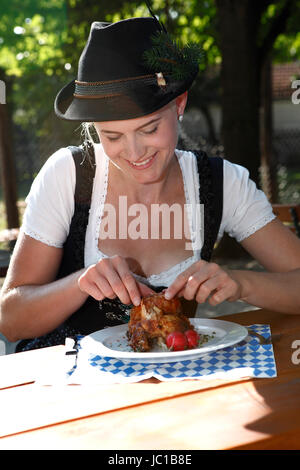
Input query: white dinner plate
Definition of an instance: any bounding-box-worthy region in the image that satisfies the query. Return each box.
[80,318,248,363]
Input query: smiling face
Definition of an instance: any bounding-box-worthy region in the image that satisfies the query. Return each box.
[93,92,188,185]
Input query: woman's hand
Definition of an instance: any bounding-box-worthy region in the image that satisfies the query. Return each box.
[164,260,242,305]
[78,255,154,306]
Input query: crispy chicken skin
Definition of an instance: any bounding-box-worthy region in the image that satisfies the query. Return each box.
[127,292,194,352]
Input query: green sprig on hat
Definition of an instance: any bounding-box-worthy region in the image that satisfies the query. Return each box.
[143,31,204,81]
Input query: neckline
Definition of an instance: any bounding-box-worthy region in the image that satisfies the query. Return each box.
[94,147,198,282]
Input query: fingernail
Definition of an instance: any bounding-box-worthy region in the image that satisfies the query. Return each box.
[133,298,140,306]
[164,291,171,300]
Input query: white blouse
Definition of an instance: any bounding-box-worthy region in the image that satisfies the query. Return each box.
[21,144,276,287]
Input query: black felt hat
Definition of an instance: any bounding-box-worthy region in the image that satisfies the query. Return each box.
[54,17,199,122]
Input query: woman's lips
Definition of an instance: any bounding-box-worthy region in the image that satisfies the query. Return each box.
[127,152,157,170]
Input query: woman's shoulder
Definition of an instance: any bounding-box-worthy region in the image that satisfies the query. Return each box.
[222,158,257,192]
[22,147,77,248]
[27,146,76,201]
[175,148,196,159]
[43,146,75,171]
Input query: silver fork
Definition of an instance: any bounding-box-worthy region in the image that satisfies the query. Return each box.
[246,327,272,345]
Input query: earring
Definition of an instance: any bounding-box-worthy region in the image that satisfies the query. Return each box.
[178,114,183,122]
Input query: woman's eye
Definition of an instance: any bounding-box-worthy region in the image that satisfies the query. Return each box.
[106,135,120,141]
[105,126,158,141]
[144,126,158,135]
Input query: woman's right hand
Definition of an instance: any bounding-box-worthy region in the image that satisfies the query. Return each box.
[78,255,154,306]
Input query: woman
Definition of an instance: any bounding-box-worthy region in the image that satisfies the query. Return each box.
[1,17,300,352]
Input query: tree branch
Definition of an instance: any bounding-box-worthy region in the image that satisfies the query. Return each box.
[258,0,295,66]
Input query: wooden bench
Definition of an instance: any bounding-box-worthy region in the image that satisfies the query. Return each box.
[272,204,300,237]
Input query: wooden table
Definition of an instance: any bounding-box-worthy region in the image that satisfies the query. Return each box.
[1,308,300,450]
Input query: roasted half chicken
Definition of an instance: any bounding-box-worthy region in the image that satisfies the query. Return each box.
[127,292,195,352]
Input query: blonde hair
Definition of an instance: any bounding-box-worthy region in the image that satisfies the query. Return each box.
[81,122,100,145]
[78,122,99,165]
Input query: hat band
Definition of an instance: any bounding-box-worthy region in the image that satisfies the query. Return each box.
[74,73,167,99]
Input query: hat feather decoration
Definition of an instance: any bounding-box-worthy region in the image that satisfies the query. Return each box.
[144,1,204,81]
[143,31,204,81]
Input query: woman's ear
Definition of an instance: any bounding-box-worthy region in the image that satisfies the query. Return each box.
[175,91,188,118]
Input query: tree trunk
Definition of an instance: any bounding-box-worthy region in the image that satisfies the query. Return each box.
[215,0,261,185]
[260,54,278,202]
[0,73,19,230]
[213,1,262,260]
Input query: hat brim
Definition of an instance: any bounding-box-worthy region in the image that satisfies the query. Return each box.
[54,75,196,122]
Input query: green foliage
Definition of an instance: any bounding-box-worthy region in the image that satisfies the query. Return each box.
[259,0,300,63]
[0,2,68,77]
[0,0,220,131]
[143,31,204,80]
[1,0,300,134]
[0,0,70,130]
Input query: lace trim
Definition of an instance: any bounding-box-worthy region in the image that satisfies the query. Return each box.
[188,150,202,255]
[236,213,276,242]
[133,253,197,284]
[21,227,63,248]
[177,150,199,253]
[95,153,110,251]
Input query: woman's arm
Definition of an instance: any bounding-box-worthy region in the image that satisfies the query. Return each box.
[229,268,300,314]
[0,233,155,342]
[230,217,300,314]
[165,218,300,314]
[0,233,89,342]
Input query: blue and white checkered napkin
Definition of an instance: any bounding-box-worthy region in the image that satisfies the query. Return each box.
[64,324,277,384]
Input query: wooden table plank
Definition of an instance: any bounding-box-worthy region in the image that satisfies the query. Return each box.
[0,345,65,390]
[235,429,300,450]
[3,308,297,438]
[1,308,300,450]
[1,368,300,450]
[222,309,300,335]
[0,375,251,438]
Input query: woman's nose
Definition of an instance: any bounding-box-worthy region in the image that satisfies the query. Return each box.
[123,136,146,162]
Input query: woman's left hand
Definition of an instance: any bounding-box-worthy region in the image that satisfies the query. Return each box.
[164,260,242,305]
